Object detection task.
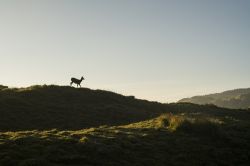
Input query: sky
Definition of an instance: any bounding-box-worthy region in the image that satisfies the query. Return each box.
[0,0,250,102]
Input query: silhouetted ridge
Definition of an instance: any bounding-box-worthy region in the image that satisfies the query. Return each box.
[0,85,165,131]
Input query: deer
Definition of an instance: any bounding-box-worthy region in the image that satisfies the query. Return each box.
[70,76,84,88]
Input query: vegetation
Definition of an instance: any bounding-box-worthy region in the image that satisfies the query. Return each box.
[179,88,250,109]
[0,85,165,131]
[0,85,250,165]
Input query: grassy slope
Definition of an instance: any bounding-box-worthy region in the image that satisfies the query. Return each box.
[1,85,250,165]
[179,88,250,109]
[1,114,250,166]
[0,85,165,131]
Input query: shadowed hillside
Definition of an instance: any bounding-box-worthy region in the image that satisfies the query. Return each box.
[1,85,248,131]
[0,85,166,131]
[179,88,250,109]
[1,85,250,165]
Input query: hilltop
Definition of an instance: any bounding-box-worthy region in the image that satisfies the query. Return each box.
[0,85,165,131]
[0,85,250,165]
[179,88,250,109]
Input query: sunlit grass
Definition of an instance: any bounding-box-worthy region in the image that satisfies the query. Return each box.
[1,113,250,165]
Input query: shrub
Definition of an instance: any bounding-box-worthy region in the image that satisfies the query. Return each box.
[176,118,222,138]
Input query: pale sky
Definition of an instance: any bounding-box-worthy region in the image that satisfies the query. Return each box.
[0,0,250,102]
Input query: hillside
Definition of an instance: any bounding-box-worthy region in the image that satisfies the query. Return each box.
[179,88,250,109]
[1,85,250,165]
[0,85,166,131]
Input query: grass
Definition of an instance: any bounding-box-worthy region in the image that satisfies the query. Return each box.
[1,85,250,165]
[1,113,250,166]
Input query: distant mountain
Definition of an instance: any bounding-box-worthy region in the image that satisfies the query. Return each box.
[179,88,250,109]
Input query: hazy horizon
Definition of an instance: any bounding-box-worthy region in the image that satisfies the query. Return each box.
[0,0,250,102]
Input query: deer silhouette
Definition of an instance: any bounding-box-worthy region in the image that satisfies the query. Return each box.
[70,76,84,87]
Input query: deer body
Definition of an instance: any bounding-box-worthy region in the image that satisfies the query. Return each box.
[70,76,84,87]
